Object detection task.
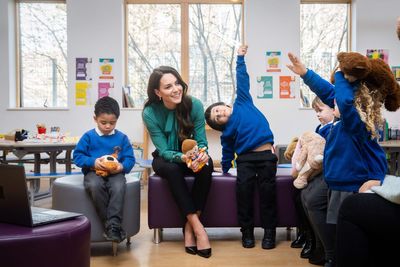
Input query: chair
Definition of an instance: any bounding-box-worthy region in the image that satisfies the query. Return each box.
[52,174,141,255]
[0,216,90,267]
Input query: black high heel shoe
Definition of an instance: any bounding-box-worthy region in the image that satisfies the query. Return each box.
[185,246,198,255]
[183,226,197,255]
[197,248,212,258]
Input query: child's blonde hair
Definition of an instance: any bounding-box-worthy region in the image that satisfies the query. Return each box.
[311,96,325,110]
[354,83,384,139]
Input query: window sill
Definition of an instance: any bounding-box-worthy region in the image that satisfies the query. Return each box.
[7,108,69,111]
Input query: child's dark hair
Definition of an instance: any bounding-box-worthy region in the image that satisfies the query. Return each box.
[94,96,120,118]
[204,102,226,132]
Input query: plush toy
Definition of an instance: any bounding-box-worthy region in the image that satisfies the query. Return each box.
[181,139,207,172]
[333,51,400,112]
[95,146,121,177]
[284,132,325,189]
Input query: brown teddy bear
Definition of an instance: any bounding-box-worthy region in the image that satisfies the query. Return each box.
[181,139,207,172]
[284,132,325,189]
[95,147,121,177]
[334,51,400,112]
[330,51,400,140]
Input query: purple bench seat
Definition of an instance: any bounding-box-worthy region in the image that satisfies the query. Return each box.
[148,167,298,243]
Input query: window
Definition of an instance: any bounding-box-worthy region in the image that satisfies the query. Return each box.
[300,1,350,108]
[17,1,67,108]
[125,0,243,109]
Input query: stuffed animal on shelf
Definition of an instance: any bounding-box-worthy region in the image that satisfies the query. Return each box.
[181,139,207,173]
[284,132,325,189]
[95,146,121,177]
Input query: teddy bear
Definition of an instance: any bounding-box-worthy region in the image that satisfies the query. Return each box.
[181,139,207,173]
[95,146,121,177]
[334,51,400,112]
[284,131,326,189]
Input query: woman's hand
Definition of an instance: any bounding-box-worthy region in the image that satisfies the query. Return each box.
[190,151,209,172]
[359,180,381,193]
[287,53,307,76]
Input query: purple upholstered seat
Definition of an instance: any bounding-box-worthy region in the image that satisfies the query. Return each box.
[0,216,90,267]
[148,167,298,243]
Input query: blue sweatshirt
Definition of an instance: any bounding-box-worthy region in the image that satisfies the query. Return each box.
[303,69,387,192]
[73,129,135,175]
[221,55,274,173]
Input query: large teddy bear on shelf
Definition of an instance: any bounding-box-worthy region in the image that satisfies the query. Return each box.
[284,131,326,189]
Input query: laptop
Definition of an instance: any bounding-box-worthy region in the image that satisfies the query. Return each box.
[0,164,82,227]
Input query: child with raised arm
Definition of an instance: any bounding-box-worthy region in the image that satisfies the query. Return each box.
[73,96,135,243]
[205,45,278,250]
[287,53,388,266]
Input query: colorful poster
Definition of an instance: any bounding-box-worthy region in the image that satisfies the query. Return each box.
[98,82,114,99]
[366,49,389,64]
[256,76,273,99]
[75,82,90,105]
[392,66,400,81]
[266,51,281,72]
[279,76,296,99]
[99,58,114,79]
[76,58,92,80]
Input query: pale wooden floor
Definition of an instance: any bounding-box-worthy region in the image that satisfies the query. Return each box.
[35,177,314,267]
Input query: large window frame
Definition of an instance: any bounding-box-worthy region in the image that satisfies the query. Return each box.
[124,0,244,109]
[15,0,67,109]
[300,0,351,108]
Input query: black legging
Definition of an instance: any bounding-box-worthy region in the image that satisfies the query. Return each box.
[152,154,213,217]
[336,193,400,267]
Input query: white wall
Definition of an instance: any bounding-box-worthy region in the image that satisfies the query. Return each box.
[1,0,399,161]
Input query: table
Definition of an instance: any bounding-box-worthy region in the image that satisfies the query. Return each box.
[0,140,76,175]
[379,140,400,176]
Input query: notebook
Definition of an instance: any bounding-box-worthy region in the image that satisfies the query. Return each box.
[0,164,82,227]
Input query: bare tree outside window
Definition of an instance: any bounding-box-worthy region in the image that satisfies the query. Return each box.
[18,2,67,108]
[189,4,242,106]
[126,2,242,109]
[300,3,349,108]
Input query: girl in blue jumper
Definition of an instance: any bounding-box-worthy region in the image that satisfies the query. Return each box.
[205,45,278,250]
[287,53,388,267]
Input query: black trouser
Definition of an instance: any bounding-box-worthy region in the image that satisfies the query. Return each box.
[236,150,278,229]
[152,154,213,217]
[294,188,313,236]
[84,171,126,229]
[336,193,400,267]
[301,174,335,261]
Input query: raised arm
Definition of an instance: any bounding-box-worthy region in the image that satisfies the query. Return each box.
[287,52,335,108]
[236,45,253,103]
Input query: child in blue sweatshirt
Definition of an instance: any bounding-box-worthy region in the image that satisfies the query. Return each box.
[74,96,135,243]
[205,45,278,250]
[287,53,388,267]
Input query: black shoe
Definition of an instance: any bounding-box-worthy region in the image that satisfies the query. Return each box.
[262,228,276,250]
[324,259,335,267]
[300,235,314,258]
[291,232,306,248]
[182,225,197,255]
[241,228,255,248]
[104,225,122,242]
[185,246,197,255]
[197,248,212,258]
[300,242,313,258]
[308,246,326,266]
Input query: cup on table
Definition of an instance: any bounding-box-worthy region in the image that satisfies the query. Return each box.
[37,127,46,134]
